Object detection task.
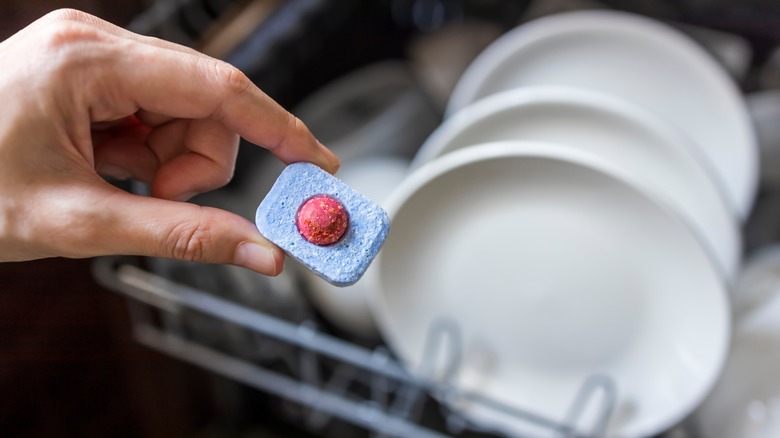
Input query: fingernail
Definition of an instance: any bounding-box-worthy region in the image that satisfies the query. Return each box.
[173,191,198,202]
[96,163,132,180]
[234,242,281,275]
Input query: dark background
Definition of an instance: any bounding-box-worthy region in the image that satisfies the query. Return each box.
[0,2,225,437]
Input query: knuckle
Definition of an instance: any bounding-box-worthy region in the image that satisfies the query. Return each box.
[289,114,307,134]
[41,8,91,24]
[165,212,212,262]
[41,20,102,52]
[215,61,251,97]
[33,20,115,99]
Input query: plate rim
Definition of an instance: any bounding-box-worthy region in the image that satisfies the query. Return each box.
[412,85,741,278]
[445,9,757,219]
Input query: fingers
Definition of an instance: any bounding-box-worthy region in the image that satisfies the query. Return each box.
[93,118,239,201]
[107,37,339,174]
[32,182,285,275]
[135,109,174,128]
[32,8,339,174]
[150,119,240,201]
[93,116,158,181]
[115,190,285,275]
[94,136,159,181]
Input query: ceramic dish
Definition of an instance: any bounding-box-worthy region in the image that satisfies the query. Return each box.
[415,87,740,281]
[294,60,440,163]
[447,10,757,219]
[373,142,730,437]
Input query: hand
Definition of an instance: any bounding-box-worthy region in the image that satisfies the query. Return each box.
[0,9,339,275]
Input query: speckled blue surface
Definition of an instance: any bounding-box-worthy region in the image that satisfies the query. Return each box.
[255,162,391,286]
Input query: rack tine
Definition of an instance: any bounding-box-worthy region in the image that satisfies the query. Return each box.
[370,347,393,409]
[386,317,466,432]
[305,362,358,431]
[418,318,463,385]
[297,321,323,421]
[560,374,618,438]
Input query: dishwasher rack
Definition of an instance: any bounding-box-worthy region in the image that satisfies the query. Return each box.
[93,256,616,437]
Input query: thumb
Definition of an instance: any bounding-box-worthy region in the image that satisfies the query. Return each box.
[62,185,284,275]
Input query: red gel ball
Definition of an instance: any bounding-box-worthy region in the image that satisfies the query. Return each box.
[296,195,348,245]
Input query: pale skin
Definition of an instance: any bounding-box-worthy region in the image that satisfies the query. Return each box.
[0,9,340,275]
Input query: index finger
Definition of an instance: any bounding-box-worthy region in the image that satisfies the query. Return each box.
[104,37,339,173]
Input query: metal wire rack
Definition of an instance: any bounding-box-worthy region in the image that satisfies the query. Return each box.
[92,256,616,437]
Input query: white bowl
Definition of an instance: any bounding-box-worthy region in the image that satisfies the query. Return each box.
[303,156,410,339]
[373,142,730,438]
[416,86,740,281]
[294,60,440,163]
[447,10,757,219]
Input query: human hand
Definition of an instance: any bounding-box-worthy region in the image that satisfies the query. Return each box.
[0,9,339,275]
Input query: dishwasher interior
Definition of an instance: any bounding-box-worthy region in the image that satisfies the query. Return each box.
[94,0,780,436]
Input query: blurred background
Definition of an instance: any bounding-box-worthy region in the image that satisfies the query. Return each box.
[5,0,780,437]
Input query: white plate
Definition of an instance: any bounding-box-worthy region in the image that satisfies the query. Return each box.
[373,142,730,437]
[416,87,740,280]
[447,10,757,219]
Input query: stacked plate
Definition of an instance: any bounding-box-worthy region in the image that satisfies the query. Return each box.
[365,10,756,438]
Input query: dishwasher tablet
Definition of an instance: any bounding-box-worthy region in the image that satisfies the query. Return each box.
[255,162,390,286]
